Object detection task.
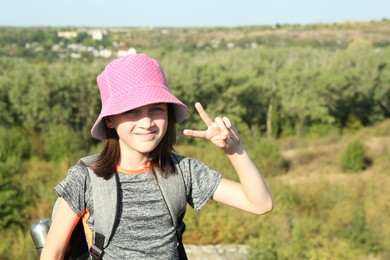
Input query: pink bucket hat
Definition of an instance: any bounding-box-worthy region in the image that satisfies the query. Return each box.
[91,54,188,140]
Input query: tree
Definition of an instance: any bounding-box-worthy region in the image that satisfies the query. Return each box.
[0,127,30,228]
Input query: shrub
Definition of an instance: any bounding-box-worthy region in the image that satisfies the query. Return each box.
[0,126,32,162]
[44,124,85,162]
[0,127,30,228]
[0,156,28,228]
[340,140,367,172]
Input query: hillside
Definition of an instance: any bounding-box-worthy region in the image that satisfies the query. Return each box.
[1,20,390,60]
[109,20,390,50]
[279,119,390,178]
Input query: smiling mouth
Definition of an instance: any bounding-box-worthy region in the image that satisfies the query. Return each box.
[136,131,157,135]
[135,131,158,139]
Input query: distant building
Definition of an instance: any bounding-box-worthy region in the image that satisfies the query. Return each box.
[89,29,108,40]
[117,47,137,57]
[226,42,235,49]
[58,31,78,39]
[97,49,113,58]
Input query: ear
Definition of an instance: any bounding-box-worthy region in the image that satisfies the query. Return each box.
[104,116,114,128]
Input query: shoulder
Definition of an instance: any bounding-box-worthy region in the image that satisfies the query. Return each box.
[171,152,203,166]
[62,154,99,184]
[170,153,193,172]
[78,154,100,166]
[55,156,95,215]
[170,153,187,165]
[67,154,99,175]
[170,152,220,181]
[171,153,213,171]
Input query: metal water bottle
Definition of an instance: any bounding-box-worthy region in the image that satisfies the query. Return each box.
[30,218,51,256]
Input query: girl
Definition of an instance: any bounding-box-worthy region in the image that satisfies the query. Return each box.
[41,54,273,259]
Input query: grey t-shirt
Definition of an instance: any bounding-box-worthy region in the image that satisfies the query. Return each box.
[55,154,222,259]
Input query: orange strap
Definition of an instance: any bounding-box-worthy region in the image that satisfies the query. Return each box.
[81,209,93,247]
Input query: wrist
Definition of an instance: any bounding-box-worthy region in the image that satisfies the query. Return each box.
[224,140,245,155]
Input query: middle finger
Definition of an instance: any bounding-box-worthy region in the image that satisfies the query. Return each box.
[215,116,229,136]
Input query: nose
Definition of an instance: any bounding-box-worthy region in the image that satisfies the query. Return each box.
[139,115,154,129]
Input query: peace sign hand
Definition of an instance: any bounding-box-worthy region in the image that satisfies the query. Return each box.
[183,102,241,153]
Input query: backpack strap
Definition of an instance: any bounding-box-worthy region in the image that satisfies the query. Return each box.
[79,155,118,260]
[156,153,187,259]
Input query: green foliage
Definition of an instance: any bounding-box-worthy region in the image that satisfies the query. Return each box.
[248,232,278,260]
[346,114,364,131]
[1,42,390,141]
[0,58,102,139]
[246,138,287,177]
[0,127,30,228]
[345,206,382,253]
[301,124,340,140]
[0,156,28,229]
[270,96,282,139]
[341,140,367,172]
[0,127,32,162]
[347,38,373,50]
[44,124,85,162]
[0,227,37,260]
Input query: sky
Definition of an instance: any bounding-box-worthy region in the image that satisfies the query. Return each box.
[0,0,389,28]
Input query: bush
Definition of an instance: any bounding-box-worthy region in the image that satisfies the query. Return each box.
[44,124,85,162]
[0,127,30,228]
[341,140,367,172]
[0,156,28,228]
[0,127,32,162]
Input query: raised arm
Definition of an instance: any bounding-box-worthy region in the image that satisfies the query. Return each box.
[40,198,80,260]
[183,102,273,215]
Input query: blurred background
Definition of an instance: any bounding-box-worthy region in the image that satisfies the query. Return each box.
[1,1,389,259]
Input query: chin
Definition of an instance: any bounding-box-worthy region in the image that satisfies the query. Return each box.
[136,144,159,154]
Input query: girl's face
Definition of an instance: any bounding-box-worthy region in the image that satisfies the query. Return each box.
[105,103,168,159]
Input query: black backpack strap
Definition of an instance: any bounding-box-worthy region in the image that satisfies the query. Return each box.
[89,232,105,260]
[177,242,188,260]
[156,153,187,259]
[79,155,118,260]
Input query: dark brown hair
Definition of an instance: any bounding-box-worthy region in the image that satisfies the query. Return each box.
[89,104,177,179]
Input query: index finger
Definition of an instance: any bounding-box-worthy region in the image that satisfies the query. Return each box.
[195,102,214,127]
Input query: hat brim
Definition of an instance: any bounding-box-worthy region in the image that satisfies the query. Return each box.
[91,85,188,140]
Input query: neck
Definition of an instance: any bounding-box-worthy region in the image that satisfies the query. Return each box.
[118,149,150,171]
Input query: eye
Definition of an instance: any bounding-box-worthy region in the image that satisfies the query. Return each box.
[151,107,164,112]
[124,109,140,115]
[149,104,167,113]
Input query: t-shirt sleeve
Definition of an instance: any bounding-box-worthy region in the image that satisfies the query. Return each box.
[177,155,222,211]
[54,163,89,216]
